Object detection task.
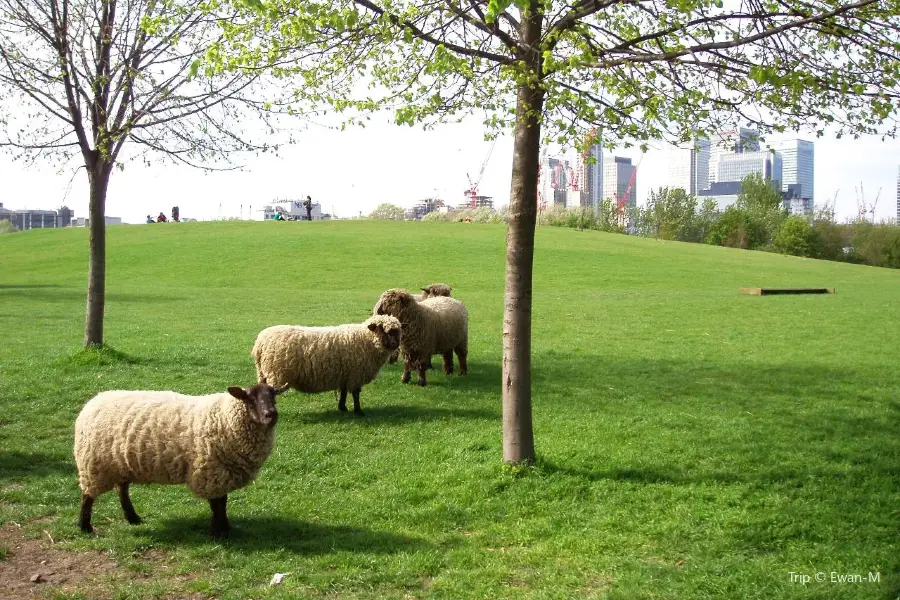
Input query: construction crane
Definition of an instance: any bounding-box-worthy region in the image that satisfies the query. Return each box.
[465,138,498,208]
[614,153,644,226]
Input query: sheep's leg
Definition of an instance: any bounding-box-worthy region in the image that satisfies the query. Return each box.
[351,388,364,416]
[388,349,399,364]
[209,495,230,538]
[338,387,349,412]
[456,345,468,375]
[401,355,412,384]
[118,482,142,525]
[417,362,428,387]
[442,350,454,375]
[79,493,95,534]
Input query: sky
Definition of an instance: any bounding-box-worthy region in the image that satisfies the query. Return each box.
[1,113,898,225]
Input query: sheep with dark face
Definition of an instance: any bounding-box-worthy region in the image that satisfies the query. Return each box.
[385,283,453,366]
[74,381,289,538]
[252,314,401,415]
[374,288,468,386]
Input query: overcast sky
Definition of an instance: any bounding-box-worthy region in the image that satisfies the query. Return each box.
[1,114,898,224]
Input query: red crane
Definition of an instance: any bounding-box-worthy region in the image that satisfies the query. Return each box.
[615,153,644,224]
[465,138,498,208]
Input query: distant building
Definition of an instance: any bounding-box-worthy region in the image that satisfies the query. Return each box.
[602,156,637,209]
[581,142,604,213]
[667,137,710,195]
[456,195,493,211]
[896,165,899,222]
[771,139,814,215]
[698,181,743,211]
[255,199,328,221]
[709,126,760,187]
[716,150,782,189]
[407,197,445,219]
[0,203,78,230]
[72,217,122,227]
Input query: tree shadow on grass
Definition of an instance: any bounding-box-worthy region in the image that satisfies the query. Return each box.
[140,515,430,555]
[297,403,499,426]
[0,451,74,482]
[0,284,64,289]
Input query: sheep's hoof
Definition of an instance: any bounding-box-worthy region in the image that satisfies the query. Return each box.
[210,526,231,539]
[79,523,94,534]
[354,409,366,417]
[417,379,427,387]
[126,515,143,525]
[338,404,348,412]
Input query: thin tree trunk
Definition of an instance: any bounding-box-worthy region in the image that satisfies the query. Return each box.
[83,163,110,348]
[502,4,544,465]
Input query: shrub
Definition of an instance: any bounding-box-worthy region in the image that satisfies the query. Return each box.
[706,207,767,249]
[773,216,822,257]
[0,220,18,234]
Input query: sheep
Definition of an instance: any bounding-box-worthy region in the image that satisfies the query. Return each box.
[251,314,401,416]
[74,380,289,538]
[373,288,468,387]
[385,283,453,366]
[413,283,453,302]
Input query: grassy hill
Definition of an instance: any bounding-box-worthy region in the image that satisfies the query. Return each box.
[0,220,897,599]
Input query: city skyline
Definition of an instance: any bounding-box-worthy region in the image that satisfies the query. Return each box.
[0,116,897,224]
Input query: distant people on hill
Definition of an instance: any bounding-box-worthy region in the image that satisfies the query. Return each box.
[304,196,313,221]
[146,215,155,224]
[171,206,180,222]
[157,212,167,222]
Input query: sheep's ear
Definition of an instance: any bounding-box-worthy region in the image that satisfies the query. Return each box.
[227,386,250,401]
[367,322,378,332]
[420,287,429,293]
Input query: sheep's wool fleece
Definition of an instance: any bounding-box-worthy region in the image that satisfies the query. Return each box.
[403,296,468,360]
[74,391,275,499]
[253,315,400,393]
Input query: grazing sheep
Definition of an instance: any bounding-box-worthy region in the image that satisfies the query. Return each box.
[252,314,401,415]
[74,381,289,538]
[385,283,453,366]
[374,288,468,386]
[413,283,453,301]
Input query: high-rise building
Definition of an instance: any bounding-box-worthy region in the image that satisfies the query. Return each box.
[709,126,760,187]
[581,143,604,213]
[771,139,814,214]
[602,156,637,209]
[667,137,710,195]
[717,150,782,189]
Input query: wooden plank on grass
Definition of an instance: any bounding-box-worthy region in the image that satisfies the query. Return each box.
[740,287,835,295]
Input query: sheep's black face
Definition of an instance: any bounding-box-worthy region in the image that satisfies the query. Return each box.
[368,322,401,350]
[228,382,289,429]
[381,327,401,351]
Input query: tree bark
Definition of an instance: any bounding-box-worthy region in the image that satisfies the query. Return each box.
[83,162,111,348]
[502,4,544,465]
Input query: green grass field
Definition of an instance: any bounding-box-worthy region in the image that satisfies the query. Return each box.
[0,220,898,599]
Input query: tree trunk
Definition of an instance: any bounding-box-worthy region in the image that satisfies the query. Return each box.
[502,5,544,465]
[83,163,111,348]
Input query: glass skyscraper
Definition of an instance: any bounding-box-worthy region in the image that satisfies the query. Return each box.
[667,137,710,195]
[771,139,814,214]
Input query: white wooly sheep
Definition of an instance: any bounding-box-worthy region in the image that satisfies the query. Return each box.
[74,381,289,538]
[373,288,468,387]
[386,283,453,366]
[251,314,401,416]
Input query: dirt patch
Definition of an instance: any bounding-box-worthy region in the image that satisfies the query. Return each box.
[0,523,204,599]
[0,522,119,599]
